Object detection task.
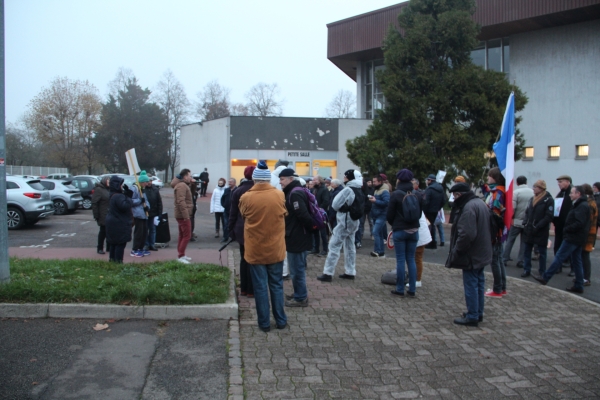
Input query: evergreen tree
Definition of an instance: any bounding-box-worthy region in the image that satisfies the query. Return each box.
[95,79,170,173]
[347,0,528,184]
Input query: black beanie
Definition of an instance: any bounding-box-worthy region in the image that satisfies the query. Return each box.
[344,169,356,181]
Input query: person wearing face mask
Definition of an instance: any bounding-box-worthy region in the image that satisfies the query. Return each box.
[211,178,227,239]
[482,167,507,298]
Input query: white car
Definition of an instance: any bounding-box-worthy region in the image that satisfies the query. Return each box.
[6,176,55,229]
[150,176,164,189]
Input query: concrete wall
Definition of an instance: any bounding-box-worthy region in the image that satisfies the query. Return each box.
[180,118,230,194]
[338,119,373,180]
[512,19,600,188]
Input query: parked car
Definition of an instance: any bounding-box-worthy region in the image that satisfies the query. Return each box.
[39,179,83,215]
[71,176,100,209]
[6,176,54,229]
[149,176,164,189]
[46,173,73,180]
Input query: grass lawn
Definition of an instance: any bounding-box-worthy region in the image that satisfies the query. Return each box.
[0,258,230,305]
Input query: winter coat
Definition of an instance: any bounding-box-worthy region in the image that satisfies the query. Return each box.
[91,181,110,226]
[522,192,554,247]
[584,198,598,252]
[144,185,163,219]
[594,193,600,228]
[563,197,591,247]
[199,171,209,184]
[364,185,374,215]
[386,181,423,232]
[221,186,235,212]
[331,178,363,237]
[239,182,287,265]
[228,180,254,245]
[314,184,331,209]
[553,185,573,229]
[270,166,287,190]
[423,181,446,214]
[446,192,492,270]
[328,185,343,223]
[171,177,193,220]
[370,185,390,219]
[283,180,314,253]
[211,186,225,213]
[483,185,506,242]
[417,212,432,247]
[130,184,147,220]
[512,184,534,227]
[105,176,133,245]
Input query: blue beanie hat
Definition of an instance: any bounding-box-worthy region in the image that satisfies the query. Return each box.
[252,160,271,181]
[139,170,150,183]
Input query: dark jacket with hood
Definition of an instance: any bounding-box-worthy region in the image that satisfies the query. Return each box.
[563,197,591,247]
[522,192,554,247]
[424,181,446,214]
[553,185,573,229]
[314,183,331,209]
[105,176,134,245]
[446,192,492,270]
[228,180,254,246]
[328,184,343,223]
[386,181,423,231]
[144,185,163,219]
[283,180,315,253]
[92,180,110,226]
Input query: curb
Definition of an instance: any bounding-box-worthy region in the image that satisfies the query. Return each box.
[0,250,239,320]
[227,250,244,400]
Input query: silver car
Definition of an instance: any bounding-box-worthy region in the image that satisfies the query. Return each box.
[39,179,83,215]
[6,176,54,230]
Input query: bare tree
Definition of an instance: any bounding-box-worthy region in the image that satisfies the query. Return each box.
[325,89,356,118]
[230,103,250,116]
[24,77,102,173]
[245,82,284,117]
[107,67,136,99]
[195,80,231,121]
[154,69,191,179]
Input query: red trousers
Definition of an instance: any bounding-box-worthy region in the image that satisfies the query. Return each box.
[176,218,191,258]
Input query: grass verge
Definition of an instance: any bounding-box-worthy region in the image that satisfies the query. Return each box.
[0,258,230,305]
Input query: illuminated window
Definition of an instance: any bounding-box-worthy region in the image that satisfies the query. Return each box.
[523,147,534,160]
[576,145,589,159]
[548,146,560,159]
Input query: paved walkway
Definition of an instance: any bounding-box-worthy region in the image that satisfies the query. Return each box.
[237,252,600,399]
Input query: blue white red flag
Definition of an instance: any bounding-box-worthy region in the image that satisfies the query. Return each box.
[492,93,515,237]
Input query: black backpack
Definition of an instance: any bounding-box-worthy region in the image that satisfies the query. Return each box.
[339,187,365,221]
[397,190,421,223]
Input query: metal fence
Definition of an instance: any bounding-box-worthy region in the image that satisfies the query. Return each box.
[6,165,69,176]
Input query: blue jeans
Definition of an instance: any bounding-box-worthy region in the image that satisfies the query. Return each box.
[355,215,366,245]
[393,230,419,293]
[249,261,287,329]
[543,241,584,290]
[522,242,547,274]
[313,228,328,253]
[490,242,506,293]
[145,219,156,249]
[373,214,387,254]
[287,251,308,301]
[434,220,445,243]
[463,268,485,321]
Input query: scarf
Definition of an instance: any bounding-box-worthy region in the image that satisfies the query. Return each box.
[532,190,547,207]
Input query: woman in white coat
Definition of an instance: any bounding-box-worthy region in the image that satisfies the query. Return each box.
[409,212,432,288]
[210,178,226,238]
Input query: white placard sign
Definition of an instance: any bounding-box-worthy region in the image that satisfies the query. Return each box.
[436,170,446,183]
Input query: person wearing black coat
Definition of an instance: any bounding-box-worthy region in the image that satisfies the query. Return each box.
[311,177,330,256]
[144,183,163,251]
[521,180,554,277]
[552,175,573,258]
[534,185,591,293]
[355,179,373,249]
[105,176,134,263]
[199,168,209,197]
[423,174,447,249]
[92,177,110,255]
[280,170,315,307]
[229,167,255,297]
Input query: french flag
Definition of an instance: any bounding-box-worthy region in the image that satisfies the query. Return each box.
[493,92,515,238]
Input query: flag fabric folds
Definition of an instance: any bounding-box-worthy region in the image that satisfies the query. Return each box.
[493,92,515,238]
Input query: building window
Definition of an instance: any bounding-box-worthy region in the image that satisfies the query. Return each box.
[471,42,485,68]
[548,146,560,160]
[523,147,534,160]
[362,60,385,119]
[470,38,510,73]
[576,145,589,159]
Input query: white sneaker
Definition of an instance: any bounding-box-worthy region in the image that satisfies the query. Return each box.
[177,257,190,264]
[406,281,422,288]
[182,256,192,261]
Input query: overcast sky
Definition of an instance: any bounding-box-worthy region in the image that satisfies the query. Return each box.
[6,0,399,125]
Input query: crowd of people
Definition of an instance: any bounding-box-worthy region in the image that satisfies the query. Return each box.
[92,161,600,331]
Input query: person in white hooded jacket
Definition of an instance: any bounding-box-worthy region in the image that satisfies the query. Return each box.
[317,170,364,282]
[210,178,226,238]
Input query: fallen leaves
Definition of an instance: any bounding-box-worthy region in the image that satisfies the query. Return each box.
[93,323,109,331]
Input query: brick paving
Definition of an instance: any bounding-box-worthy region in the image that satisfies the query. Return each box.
[237,252,600,399]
